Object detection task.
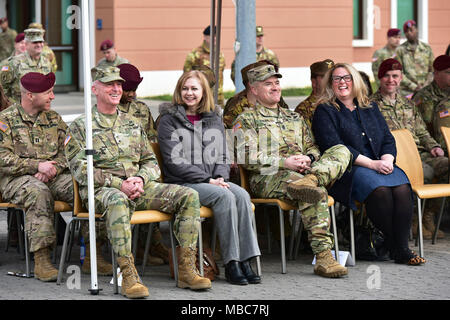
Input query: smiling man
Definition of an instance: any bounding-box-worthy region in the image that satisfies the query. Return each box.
[233,64,351,278]
[370,58,447,240]
[0,28,52,104]
[0,72,73,282]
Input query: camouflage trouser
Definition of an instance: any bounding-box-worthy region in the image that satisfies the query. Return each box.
[84,181,201,257]
[1,173,73,252]
[250,144,351,254]
[420,151,449,184]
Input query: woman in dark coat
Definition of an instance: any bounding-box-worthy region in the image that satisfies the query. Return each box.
[312,63,425,265]
[158,70,261,285]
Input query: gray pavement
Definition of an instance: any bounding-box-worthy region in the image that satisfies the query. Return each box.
[1,93,449,305]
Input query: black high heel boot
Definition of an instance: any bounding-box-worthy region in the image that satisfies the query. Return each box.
[225,260,248,285]
[240,260,261,284]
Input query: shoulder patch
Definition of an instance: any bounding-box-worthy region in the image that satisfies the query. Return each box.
[233,121,242,132]
[0,120,9,132]
[1,66,9,72]
[64,134,71,146]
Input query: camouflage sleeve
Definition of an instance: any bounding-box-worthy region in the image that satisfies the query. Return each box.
[64,120,123,190]
[223,96,242,129]
[183,51,195,72]
[301,118,321,160]
[233,113,286,173]
[136,129,161,184]
[412,99,438,150]
[0,59,16,102]
[413,92,434,133]
[53,115,69,175]
[230,59,235,84]
[0,118,40,176]
[396,48,418,92]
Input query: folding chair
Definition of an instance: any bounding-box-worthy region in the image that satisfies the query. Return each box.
[57,178,175,294]
[391,129,450,257]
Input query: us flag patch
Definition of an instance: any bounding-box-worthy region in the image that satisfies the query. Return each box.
[64,135,71,146]
[0,121,9,132]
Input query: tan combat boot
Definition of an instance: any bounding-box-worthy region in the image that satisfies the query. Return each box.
[314,249,348,278]
[177,247,211,290]
[287,174,327,203]
[34,247,58,282]
[411,214,432,240]
[82,242,113,276]
[117,255,149,299]
[422,210,445,239]
[150,242,170,264]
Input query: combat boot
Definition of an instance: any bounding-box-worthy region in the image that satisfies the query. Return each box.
[287,174,327,203]
[176,247,211,290]
[314,249,348,278]
[34,247,58,282]
[422,211,445,239]
[411,214,432,240]
[117,255,149,299]
[82,242,113,275]
[150,242,170,264]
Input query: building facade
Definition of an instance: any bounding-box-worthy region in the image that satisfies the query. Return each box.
[1,0,449,96]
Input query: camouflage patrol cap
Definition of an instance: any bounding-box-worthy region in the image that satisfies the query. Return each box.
[256,26,264,36]
[91,66,124,83]
[247,64,282,84]
[310,59,334,78]
[28,22,44,30]
[24,28,45,42]
[192,65,216,88]
[241,60,277,86]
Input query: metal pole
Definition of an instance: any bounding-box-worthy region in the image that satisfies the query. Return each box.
[213,0,222,105]
[81,0,99,295]
[210,0,216,75]
[235,0,256,93]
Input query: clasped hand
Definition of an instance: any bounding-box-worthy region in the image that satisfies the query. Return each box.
[284,155,311,173]
[209,177,230,189]
[34,161,58,183]
[121,177,144,200]
[371,159,394,175]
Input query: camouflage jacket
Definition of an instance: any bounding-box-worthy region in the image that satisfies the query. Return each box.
[0,28,17,62]
[65,105,160,201]
[232,103,320,176]
[42,45,58,72]
[223,89,290,129]
[0,52,52,104]
[371,45,397,87]
[118,99,157,143]
[0,103,68,191]
[230,47,279,83]
[96,55,129,68]
[294,94,318,130]
[413,81,450,150]
[183,41,225,106]
[396,40,434,97]
[370,90,440,153]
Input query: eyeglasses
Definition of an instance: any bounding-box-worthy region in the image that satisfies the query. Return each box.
[331,75,353,83]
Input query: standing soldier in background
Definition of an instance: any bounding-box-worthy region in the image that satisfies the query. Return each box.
[183,26,225,107]
[0,33,26,63]
[96,39,129,68]
[27,22,58,73]
[295,59,334,129]
[371,28,401,88]
[0,28,52,104]
[0,17,17,62]
[413,55,450,152]
[396,20,434,99]
[371,58,447,240]
[230,26,279,85]
[0,72,73,282]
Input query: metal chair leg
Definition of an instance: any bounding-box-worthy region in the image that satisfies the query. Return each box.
[168,220,178,285]
[417,198,424,258]
[57,218,75,285]
[198,219,204,277]
[278,208,286,274]
[293,219,303,260]
[349,209,355,266]
[330,204,340,264]
[288,210,298,260]
[250,210,261,276]
[112,248,118,294]
[432,197,446,245]
[16,209,25,257]
[141,223,153,276]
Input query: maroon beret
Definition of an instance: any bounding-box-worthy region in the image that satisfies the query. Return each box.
[403,20,416,33]
[100,39,114,51]
[117,63,143,91]
[20,72,55,93]
[433,55,450,71]
[0,17,7,24]
[15,33,25,43]
[378,58,403,79]
[387,28,401,37]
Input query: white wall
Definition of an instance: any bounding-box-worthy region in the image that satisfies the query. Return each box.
[0,0,6,18]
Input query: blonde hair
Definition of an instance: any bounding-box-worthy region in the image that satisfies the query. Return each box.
[316,62,371,110]
[172,70,215,113]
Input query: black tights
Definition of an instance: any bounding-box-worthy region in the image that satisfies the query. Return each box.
[364,184,413,251]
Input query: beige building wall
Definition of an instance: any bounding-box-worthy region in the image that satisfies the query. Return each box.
[93,0,450,96]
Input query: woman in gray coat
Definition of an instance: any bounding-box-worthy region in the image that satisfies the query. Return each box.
[157,70,261,285]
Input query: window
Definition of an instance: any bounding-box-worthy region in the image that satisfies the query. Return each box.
[352,0,374,47]
[390,0,428,43]
[397,0,418,30]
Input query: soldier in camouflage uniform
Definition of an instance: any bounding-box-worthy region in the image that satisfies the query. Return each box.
[371,28,401,88]
[65,67,211,298]
[413,55,450,154]
[0,72,72,282]
[230,26,279,85]
[183,26,225,107]
[96,39,129,68]
[28,23,58,73]
[0,28,52,104]
[0,18,17,62]
[295,59,334,129]
[396,20,434,98]
[371,58,447,240]
[233,64,351,278]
